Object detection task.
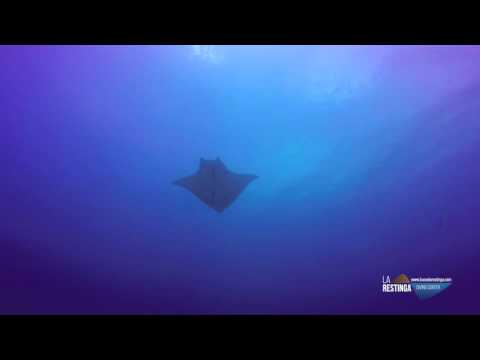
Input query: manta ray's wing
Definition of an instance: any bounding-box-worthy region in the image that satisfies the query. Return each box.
[211,172,258,212]
[173,173,214,207]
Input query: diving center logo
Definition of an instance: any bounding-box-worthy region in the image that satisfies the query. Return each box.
[382,274,452,300]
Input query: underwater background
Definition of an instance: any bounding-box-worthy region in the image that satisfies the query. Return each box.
[1,45,479,314]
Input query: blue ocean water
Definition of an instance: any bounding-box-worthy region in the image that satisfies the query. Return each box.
[1,45,480,314]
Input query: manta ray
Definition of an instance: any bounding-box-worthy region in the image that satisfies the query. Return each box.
[173,158,258,212]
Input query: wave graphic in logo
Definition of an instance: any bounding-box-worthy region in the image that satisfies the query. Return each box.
[410,278,452,300]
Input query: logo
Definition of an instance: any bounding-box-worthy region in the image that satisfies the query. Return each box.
[382,274,452,300]
[382,274,412,293]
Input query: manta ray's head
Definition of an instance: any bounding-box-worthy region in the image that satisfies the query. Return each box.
[198,157,227,175]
